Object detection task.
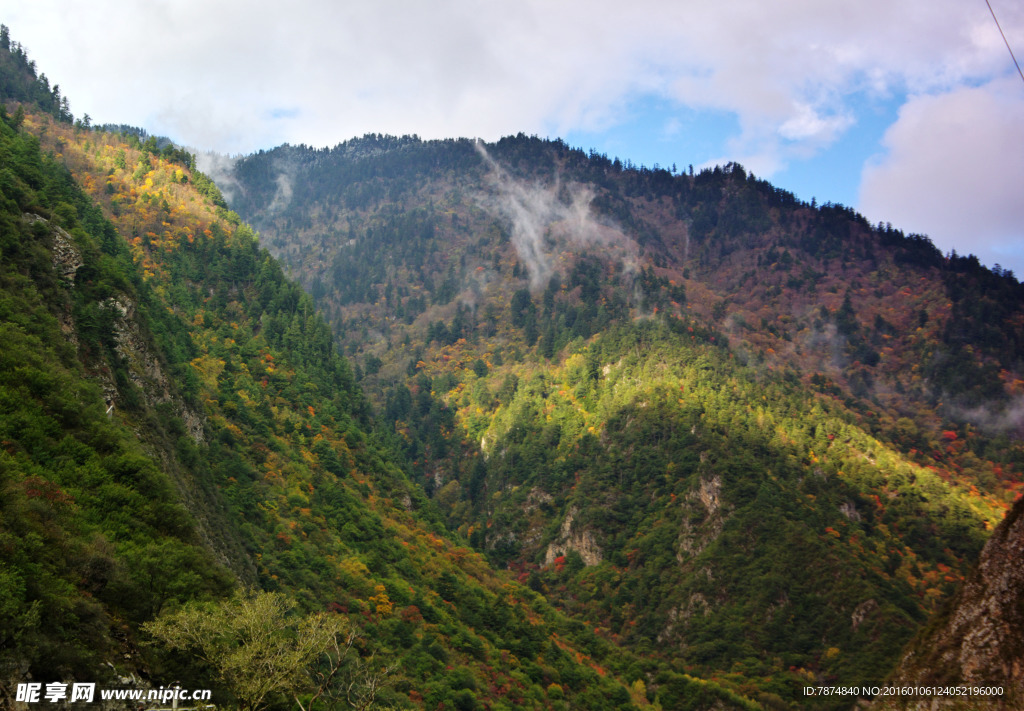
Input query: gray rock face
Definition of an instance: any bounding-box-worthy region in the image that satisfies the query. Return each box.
[676,473,725,562]
[98,295,206,444]
[872,498,1024,710]
[545,505,603,567]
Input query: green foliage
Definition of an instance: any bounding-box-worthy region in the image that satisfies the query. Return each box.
[0,26,74,122]
[0,110,231,680]
[145,590,347,711]
[12,74,1023,709]
[190,167,228,208]
[223,133,1024,708]
[7,112,681,710]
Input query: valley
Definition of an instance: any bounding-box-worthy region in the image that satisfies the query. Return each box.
[2,27,1023,710]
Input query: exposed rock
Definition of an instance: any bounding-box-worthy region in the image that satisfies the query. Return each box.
[871,497,1024,710]
[852,599,878,631]
[677,474,726,562]
[26,213,82,348]
[841,500,863,522]
[51,224,83,282]
[524,486,553,512]
[24,212,83,283]
[545,505,603,566]
[179,406,205,444]
[658,593,712,643]
[697,474,720,514]
[99,296,206,445]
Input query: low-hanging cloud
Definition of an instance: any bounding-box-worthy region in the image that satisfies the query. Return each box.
[267,170,295,215]
[196,149,299,226]
[858,79,1024,277]
[195,151,241,204]
[954,395,1024,437]
[475,142,637,291]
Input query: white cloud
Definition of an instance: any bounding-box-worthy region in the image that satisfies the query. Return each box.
[475,142,636,290]
[6,0,1017,154]
[778,103,853,143]
[858,79,1024,276]
[4,0,1023,268]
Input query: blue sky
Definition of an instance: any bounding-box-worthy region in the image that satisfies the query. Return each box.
[5,0,1023,274]
[561,91,903,211]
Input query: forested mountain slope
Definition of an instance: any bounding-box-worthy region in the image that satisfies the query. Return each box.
[0,98,234,689]
[4,23,1023,709]
[870,495,1024,710]
[0,34,759,709]
[222,134,1024,708]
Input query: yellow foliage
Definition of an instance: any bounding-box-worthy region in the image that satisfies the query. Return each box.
[338,556,371,581]
[629,679,648,706]
[369,584,393,617]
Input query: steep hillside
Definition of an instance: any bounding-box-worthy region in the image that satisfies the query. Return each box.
[870,496,1024,710]
[222,134,1024,708]
[6,21,1022,707]
[0,34,674,709]
[0,97,232,688]
[1,79,769,709]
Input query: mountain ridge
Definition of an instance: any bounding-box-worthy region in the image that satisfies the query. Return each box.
[0,59,754,706]
[871,495,1024,710]
[222,132,1024,707]
[2,25,1023,709]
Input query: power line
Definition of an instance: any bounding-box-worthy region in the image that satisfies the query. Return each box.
[985,0,1024,87]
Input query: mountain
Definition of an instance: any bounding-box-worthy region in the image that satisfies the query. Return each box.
[3,24,1024,710]
[0,89,233,686]
[221,134,1024,708]
[0,33,752,711]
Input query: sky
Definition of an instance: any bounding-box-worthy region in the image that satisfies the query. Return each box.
[4,0,1024,275]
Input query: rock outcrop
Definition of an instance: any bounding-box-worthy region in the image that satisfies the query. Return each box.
[545,506,603,566]
[871,497,1024,710]
[676,473,726,563]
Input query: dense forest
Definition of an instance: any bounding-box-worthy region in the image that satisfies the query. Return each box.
[226,130,1024,708]
[2,24,1023,711]
[0,27,771,711]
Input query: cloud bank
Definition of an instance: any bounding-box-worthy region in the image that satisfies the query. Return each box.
[9,0,1017,154]
[859,79,1024,275]
[7,0,1022,271]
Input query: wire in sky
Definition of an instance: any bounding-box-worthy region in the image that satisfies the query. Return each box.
[985,0,1024,87]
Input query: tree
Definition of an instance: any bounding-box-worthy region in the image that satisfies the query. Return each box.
[297,628,397,711]
[144,590,347,711]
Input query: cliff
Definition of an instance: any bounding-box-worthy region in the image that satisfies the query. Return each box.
[872,497,1024,710]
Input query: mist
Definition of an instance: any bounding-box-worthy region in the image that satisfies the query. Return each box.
[955,395,1024,437]
[474,142,638,292]
[194,150,241,204]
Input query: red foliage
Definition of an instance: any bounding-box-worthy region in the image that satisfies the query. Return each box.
[400,605,423,623]
[22,477,74,504]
